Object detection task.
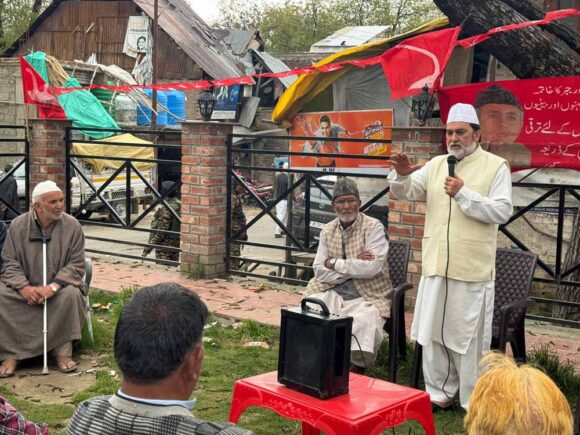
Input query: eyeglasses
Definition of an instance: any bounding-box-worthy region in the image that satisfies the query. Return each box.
[333,198,359,206]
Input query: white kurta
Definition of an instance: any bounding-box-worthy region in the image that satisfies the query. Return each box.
[308,218,388,366]
[388,157,512,407]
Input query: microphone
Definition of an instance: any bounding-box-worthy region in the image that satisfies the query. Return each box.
[447,155,457,178]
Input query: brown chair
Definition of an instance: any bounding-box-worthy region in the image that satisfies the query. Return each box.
[491,248,537,361]
[411,248,537,389]
[385,239,413,382]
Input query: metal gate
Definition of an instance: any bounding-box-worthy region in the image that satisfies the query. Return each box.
[226,132,392,284]
[0,125,29,221]
[225,132,579,327]
[65,126,182,266]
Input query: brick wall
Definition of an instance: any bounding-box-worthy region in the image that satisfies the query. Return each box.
[388,127,445,305]
[28,119,71,202]
[180,121,231,278]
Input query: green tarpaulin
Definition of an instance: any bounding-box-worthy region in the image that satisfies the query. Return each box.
[57,78,119,139]
[25,52,49,83]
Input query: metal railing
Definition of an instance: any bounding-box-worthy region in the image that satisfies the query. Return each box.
[65,127,182,266]
[226,132,392,283]
[502,182,580,327]
[0,125,29,221]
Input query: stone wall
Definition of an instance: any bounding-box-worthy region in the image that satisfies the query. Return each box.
[0,59,28,168]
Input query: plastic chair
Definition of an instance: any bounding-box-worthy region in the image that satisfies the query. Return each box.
[384,240,412,382]
[492,248,537,362]
[84,258,94,343]
[411,248,537,388]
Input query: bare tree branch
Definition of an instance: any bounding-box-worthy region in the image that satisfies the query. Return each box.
[433,0,580,78]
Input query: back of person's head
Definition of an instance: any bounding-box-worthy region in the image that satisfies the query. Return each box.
[465,352,573,435]
[114,283,208,384]
[4,164,13,173]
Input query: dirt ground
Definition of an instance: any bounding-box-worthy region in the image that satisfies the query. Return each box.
[0,353,113,405]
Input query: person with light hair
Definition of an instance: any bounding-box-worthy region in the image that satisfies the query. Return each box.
[465,351,573,435]
[0,180,86,377]
[388,103,513,410]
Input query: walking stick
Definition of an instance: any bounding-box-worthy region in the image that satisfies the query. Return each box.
[31,233,51,375]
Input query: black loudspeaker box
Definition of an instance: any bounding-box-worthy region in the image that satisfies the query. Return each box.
[278,297,352,399]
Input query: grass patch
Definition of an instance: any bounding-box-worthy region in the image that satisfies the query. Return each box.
[528,343,580,403]
[4,289,578,435]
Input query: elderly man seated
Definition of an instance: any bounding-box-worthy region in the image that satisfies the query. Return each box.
[68,282,253,435]
[302,177,392,373]
[0,180,86,377]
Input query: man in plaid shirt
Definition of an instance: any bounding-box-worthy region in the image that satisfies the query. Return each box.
[0,395,49,435]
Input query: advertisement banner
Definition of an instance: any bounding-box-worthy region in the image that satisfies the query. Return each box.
[289,109,393,174]
[211,85,241,120]
[438,76,580,171]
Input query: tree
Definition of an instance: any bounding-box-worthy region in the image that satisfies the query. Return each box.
[0,0,45,51]
[216,0,442,54]
[432,0,579,77]
[432,0,580,321]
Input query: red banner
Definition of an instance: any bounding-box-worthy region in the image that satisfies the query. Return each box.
[289,110,393,174]
[438,76,580,170]
[20,56,67,119]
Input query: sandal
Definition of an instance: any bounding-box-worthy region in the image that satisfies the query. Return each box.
[55,357,78,374]
[0,359,18,378]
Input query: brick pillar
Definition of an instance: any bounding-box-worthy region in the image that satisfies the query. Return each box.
[29,118,72,209]
[389,127,445,305]
[180,121,232,278]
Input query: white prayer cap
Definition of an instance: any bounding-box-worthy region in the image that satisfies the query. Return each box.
[447,103,479,125]
[32,180,62,203]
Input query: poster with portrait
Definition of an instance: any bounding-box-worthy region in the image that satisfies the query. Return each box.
[123,16,151,58]
[211,85,241,120]
[123,16,153,84]
[438,76,580,171]
[289,109,393,174]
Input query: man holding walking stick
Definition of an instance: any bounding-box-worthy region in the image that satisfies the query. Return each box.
[0,181,86,377]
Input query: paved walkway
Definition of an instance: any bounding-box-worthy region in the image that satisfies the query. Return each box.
[91,259,580,371]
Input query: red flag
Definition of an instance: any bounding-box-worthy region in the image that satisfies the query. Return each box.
[380,27,461,99]
[20,56,66,119]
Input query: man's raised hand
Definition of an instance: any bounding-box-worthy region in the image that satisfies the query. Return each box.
[390,153,423,176]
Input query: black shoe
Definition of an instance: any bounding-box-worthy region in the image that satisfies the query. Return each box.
[274,234,283,238]
[350,364,366,374]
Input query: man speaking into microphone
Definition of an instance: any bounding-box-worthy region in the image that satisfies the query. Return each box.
[388,103,513,411]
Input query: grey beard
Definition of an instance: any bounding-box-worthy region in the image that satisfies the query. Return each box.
[338,212,358,224]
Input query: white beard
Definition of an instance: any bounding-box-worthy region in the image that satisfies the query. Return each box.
[448,142,477,160]
[338,211,358,224]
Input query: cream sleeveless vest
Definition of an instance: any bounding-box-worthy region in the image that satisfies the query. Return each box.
[422,146,506,282]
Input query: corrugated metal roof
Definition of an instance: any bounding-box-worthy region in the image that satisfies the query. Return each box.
[222,29,256,56]
[238,96,261,129]
[310,26,390,53]
[134,0,246,79]
[251,49,296,89]
[3,0,246,79]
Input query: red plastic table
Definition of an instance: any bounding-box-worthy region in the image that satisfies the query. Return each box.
[229,371,435,435]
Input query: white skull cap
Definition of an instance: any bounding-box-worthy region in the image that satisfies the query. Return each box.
[32,180,62,203]
[447,103,479,125]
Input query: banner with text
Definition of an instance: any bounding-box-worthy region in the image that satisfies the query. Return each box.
[438,76,580,170]
[290,109,393,174]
